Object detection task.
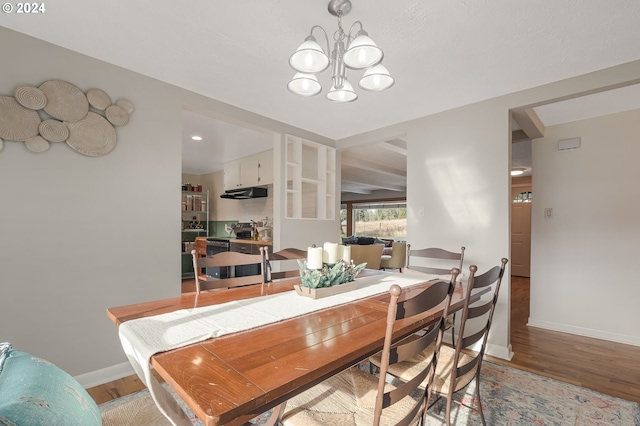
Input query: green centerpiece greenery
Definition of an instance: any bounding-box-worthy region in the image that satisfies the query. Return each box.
[297,260,367,289]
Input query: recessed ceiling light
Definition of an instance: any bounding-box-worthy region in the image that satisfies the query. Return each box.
[191,135,202,141]
[511,168,525,176]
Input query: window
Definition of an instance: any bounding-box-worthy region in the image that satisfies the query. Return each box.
[340,204,348,237]
[352,201,407,238]
[513,191,532,203]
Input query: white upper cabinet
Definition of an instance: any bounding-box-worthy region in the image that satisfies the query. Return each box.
[224,150,273,190]
[257,149,273,185]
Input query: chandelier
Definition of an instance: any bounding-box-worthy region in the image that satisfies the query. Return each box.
[287,0,394,102]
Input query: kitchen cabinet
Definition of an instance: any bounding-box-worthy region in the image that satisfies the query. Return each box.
[224,150,273,190]
[230,240,272,255]
[257,149,273,185]
[285,135,336,220]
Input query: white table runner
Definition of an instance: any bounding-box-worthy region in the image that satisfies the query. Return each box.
[118,271,450,425]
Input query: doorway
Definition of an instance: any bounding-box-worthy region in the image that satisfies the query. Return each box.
[511,183,532,277]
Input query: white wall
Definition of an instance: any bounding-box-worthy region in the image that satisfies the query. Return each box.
[0,27,183,380]
[529,109,640,345]
[404,102,513,359]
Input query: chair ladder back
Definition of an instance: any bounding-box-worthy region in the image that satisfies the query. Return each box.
[390,278,456,364]
[446,259,508,396]
[395,279,452,319]
[196,251,263,268]
[406,244,465,276]
[373,275,456,426]
[456,354,481,377]
[263,247,307,283]
[191,250,265,294]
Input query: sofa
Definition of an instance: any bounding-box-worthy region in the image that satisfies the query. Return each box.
[342,236,406,270]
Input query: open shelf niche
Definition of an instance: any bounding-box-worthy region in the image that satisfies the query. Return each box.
[286,135,336,220]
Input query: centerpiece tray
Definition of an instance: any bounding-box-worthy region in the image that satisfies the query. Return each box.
[294,280,358,299]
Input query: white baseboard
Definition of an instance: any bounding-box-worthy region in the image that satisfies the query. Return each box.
[74,361,135,389]
[485,343,513,361]
[527,318,640,347]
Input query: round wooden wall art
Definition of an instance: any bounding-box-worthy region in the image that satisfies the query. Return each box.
[0,96,41,141]
[65,112,117,157]
[0,81,133,155]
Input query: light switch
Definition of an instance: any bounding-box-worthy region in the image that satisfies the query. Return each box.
[544,208,553,219]
[417,205,425,217]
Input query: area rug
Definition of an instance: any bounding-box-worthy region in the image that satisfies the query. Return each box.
[99,361,640,425]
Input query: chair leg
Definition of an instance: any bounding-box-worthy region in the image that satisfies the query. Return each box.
[475,376,486,426]
[445,395,453,426]
[450,312,456,346]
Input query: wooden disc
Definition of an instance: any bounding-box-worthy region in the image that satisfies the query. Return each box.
[65,112,117,157]
[39,119,70,142]
[86,88,112,110]
[39,80,89,122]
[105,104,129,126]
[115,98,134,114]
[0,96,41,141]
[25,135,50,153]
[14,86,47,110]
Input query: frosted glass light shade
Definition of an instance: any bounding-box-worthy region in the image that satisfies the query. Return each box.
[343,34,383,69]
[288,73,322,96]
[289,39,330,73]
[359,64,394,91]
[326,80,358,102]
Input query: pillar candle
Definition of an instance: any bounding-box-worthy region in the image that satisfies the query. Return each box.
[307,246,324,269]
[323,242,339,264]
[341,245,351,263]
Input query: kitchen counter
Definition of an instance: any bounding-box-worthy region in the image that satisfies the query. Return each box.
[230,239,272,245]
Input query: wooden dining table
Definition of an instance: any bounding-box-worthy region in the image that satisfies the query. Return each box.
[107,270,481,426]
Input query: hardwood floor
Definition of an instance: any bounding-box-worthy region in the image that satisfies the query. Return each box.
[89,276,640,405]
[487,276,640,403]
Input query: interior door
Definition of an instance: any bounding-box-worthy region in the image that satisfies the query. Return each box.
[511,185,532,277]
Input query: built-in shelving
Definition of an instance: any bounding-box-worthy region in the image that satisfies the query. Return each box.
[285,135,336,220]
[182,190,209,278]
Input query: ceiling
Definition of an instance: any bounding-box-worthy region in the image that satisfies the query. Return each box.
[4,1,640,193]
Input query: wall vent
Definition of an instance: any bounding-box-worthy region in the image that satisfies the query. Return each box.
[558,137,581,150]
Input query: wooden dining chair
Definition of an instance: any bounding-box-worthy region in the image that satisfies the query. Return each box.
[372,258,508,426]
[262,247,307,283]
[406,244,465,345]
[278,276,457,426]
[191,250,264,293]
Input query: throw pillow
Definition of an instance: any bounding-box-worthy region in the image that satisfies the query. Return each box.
[356,236,375,245]
[374,238,394,247]
[342,236,357,245]
[0,342,101,426]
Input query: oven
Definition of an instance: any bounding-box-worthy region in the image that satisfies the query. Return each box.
[229,241,262,277]
[206,237,261,279]
[205,238,230,279]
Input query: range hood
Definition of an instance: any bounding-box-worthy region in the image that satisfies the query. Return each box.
[220,187,268,200]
